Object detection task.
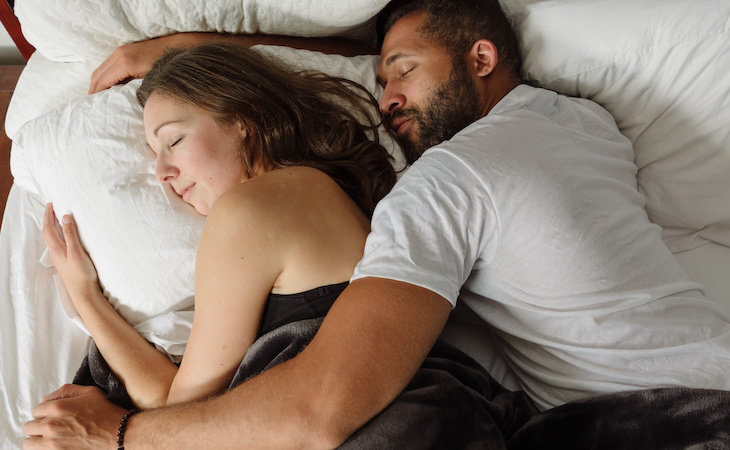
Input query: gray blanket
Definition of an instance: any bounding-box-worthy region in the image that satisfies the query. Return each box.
[75,318,730,449]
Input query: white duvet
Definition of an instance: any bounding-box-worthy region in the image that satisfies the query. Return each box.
[3,0,730,448]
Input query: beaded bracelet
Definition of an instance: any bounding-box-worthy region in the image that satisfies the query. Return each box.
[116,408,139,450]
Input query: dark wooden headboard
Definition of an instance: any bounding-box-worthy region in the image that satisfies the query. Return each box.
[0,0,34,60]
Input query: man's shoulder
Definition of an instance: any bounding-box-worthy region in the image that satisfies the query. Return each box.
[492,83,616,128]
[386,148,487,209]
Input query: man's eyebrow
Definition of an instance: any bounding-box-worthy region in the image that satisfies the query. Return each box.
[383,51,412,68]
[377,52,415,86]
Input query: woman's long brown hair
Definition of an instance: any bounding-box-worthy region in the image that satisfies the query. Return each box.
[137,41,396,216]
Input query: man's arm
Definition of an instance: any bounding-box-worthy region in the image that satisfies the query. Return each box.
[89,32,376,94]
[24,277,451,449]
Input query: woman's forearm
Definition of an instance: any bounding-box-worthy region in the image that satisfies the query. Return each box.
[73,287,179,409]
[42,205,180,409]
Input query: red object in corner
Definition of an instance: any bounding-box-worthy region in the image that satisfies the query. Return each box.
[0,0,34,61]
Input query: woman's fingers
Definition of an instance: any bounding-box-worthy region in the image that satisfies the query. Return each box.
[42,203,88,265]
[59,213,83,260]
[42,203,80,257]
[42,203,65,257]
[41,204,100,294]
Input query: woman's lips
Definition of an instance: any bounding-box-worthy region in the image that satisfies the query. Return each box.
[180,184,194,202]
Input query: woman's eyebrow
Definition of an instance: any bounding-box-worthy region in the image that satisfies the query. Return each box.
[153,120,182,136]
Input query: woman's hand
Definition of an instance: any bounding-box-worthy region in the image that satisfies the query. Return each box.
[42,203,101,301]
[42,204,181,408]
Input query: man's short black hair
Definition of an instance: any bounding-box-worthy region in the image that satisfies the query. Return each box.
[376,0,522,77]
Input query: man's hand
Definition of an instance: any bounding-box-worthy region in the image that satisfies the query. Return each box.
[89,36,178,94]
[23,384,127,450]
[89,32,375,94]
[88,33,246,94]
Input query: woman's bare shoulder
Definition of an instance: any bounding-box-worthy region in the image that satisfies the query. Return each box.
[207,166,361,232]
[251,166,340,193]
[202,166,369,293]
[218,166,347,212]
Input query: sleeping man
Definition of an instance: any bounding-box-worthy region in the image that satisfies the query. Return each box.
[24,0,730,448]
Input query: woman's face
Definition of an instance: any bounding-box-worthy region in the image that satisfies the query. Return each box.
[144,93,250,216]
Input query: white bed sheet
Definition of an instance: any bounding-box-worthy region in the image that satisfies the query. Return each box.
[0,186,90,449]
[674,243,730,309]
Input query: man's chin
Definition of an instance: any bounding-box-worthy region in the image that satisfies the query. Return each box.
[399,137,427,165]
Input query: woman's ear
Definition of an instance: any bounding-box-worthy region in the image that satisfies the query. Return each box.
[469,39,498,78]
[237,122,250,139]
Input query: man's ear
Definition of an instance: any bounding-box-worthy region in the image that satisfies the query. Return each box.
[469,39,498,78]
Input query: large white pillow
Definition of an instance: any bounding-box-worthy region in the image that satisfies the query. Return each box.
[5,54,96,140]
[503,0,730,252]
[14,0,389,63]
[10,45,403,327]
[10,78,203,327]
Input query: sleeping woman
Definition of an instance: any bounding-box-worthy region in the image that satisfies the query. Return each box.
[42,41,535,447]
[44,40,396,408]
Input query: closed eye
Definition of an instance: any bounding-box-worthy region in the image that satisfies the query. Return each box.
[171,137,182,147]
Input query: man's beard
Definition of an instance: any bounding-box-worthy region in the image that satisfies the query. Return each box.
[389,63,482,164]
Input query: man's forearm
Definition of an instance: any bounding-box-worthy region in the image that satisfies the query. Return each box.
[123,357,342,449]
[121,279,451,449]
[167,31,376,57]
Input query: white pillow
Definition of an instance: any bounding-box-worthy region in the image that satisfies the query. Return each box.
[503,0,730,252]
[6,0,389,138]
[11,79,202,326]
[9,46,402,326]
[14,0,390,63]
[5,54,96,140]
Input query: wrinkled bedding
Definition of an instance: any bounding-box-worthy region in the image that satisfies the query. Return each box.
[78,317,730,449]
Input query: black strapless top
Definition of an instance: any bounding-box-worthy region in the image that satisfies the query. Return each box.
[257,282,348,337]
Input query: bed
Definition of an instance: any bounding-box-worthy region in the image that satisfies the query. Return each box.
[1,0,729,447]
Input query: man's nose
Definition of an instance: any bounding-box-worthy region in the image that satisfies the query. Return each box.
[379,83,406,115]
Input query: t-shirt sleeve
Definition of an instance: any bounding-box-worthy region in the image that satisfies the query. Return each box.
[352,150,498,307]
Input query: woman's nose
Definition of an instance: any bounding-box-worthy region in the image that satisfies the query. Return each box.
[155,155,178,183]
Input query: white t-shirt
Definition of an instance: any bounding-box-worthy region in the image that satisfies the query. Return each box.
[353,84,730,410]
